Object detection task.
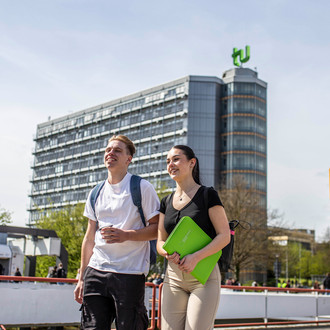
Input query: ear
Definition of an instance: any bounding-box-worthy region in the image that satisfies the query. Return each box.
[127,155,133,165]
[190,158,196,168]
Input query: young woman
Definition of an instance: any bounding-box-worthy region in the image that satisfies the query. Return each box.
[157,145,231,330]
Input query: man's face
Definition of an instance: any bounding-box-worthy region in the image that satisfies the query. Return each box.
[104,140,132,170]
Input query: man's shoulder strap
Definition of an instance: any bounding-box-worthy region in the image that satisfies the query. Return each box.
[130,174,146,226]
[90,180,106,219]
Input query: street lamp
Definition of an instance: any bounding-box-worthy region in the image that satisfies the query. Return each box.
[274,254,281,287]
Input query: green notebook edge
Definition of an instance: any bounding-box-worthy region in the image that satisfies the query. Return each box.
[163,216,222,285]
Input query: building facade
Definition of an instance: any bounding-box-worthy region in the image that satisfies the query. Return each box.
[29,68,267,224]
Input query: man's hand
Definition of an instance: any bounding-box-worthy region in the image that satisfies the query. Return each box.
[74,280,84,304]
[101,227,129,243]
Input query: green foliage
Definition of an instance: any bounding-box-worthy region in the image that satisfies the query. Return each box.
[156,182,171,201]
[0,205,12,225]
[35,203,87,278]
[311,240,330,275]
[268,237,330,283]
[36,255,57,277]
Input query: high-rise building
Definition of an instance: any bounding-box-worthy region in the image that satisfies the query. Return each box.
[29,67,267,224]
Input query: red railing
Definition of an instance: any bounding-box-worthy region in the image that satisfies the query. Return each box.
[157,283,164,330]
[145,282,157,330]
[1,275,330,329]
[211,285,330,328]
[157,283,330,329]
[0,275,157,330]
[0,275,77,284]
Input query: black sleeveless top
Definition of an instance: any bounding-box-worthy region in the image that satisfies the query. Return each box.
[159,186,224,239]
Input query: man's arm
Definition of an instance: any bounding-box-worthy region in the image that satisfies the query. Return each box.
[100,214,159,243]
[74,219,96,304]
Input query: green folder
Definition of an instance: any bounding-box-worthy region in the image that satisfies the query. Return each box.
[163,216,222,285]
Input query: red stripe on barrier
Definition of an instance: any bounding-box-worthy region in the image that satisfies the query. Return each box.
[2,276,330,329]
[0,275,78,284]
[214,319,330,328]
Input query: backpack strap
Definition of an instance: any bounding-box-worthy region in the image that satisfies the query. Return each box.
[130,175,146,226]
[203,185,240,272]
[203,186,209,210]
[90,176,146,225]
[130,174,157,265]
[90,180,106,222]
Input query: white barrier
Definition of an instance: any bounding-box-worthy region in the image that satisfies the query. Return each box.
[216,289,330,321]
[0,282,81,326]
[1,281,330,327]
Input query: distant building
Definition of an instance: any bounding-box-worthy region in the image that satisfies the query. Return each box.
[29,68,267,224]
[269,228,315,252]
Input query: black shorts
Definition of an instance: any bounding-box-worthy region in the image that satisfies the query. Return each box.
[81,267,148,330]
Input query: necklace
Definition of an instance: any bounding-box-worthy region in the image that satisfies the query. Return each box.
[178,185,198,201]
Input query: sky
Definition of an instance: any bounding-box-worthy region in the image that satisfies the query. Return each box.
[0,0,329,241]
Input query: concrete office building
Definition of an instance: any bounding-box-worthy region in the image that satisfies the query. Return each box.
[29,67,267,225]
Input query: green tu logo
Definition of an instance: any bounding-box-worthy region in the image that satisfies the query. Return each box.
[232,45,250,67]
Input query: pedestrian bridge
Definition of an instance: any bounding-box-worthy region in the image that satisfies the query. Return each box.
[1,276,330,329]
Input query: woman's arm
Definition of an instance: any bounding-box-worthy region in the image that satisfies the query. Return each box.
[178,205,231,273]
[157,212,181,265]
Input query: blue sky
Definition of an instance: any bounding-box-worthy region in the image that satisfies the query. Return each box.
[1,0,329,241]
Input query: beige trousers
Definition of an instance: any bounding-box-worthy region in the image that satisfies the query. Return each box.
[161,262,221,330]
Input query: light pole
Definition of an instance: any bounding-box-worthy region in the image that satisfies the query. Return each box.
[285,242,289,281]
[299,242,302,285]
[274,254,280,287]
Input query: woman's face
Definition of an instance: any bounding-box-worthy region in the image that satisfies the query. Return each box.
[166,148,195,181]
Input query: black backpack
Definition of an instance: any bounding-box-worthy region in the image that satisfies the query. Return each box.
[202,187,240,272]
[218,219,240,272]
[57,268,67,278]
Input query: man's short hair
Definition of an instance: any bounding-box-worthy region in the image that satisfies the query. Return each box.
[108,135,136,156]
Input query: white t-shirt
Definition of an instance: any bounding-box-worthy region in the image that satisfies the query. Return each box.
[84,173,160,276]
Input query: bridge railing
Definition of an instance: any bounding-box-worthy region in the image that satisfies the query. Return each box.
[0,275,157,330]
[214,285,330,328]
[1,275,330,329]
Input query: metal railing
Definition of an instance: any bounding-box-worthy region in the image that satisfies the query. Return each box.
[216,285,330,328]
[157,284,330,329]
[1,275,330,329]
[0,275,157,330]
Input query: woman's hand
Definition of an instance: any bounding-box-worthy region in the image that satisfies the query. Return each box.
[166,251,181,265]
[178,253,199,273]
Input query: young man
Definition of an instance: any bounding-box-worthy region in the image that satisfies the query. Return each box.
[74,135,160,330]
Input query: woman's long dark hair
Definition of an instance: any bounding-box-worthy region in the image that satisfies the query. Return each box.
[172,145,201,185]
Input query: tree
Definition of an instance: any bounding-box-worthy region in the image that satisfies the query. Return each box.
[219,175,285,283]
[35,203,87,278]
[218,175,269,282]
[311,237,330,276]
[0,206,12,225]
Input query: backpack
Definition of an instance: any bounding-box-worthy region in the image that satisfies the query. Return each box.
[89,174,157,265]
[57,267,67,278]
[218,219,239,272]
[202,187,239,272]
